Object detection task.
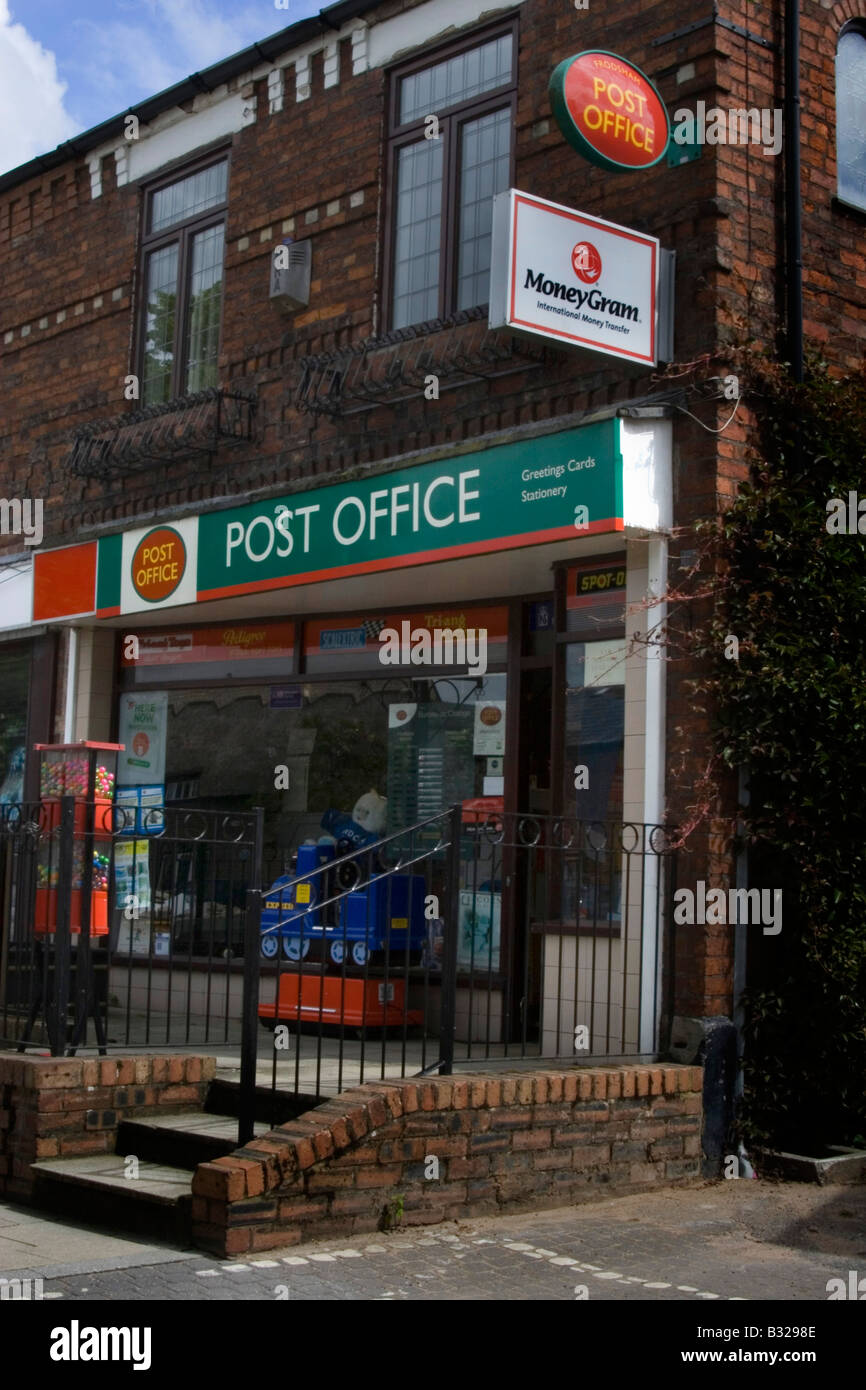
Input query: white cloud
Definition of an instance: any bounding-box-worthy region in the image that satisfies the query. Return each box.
[70,0,277,111]
[0,0,79,174]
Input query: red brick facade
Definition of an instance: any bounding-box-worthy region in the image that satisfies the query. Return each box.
[191,1066,703,1254]
[0,1053,215,1201]
[2,0,865,1031]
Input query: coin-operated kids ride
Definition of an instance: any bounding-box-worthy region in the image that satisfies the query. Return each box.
[259,790,427,968]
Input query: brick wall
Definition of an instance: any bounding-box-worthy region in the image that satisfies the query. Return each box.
[0,0,734,554]
[3,0,866,1026]
[0,1053,215,1202]
[191,1065,703,1255]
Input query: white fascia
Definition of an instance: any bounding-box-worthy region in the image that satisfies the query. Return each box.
[620,416,673,534]
[367,0,526,68]
[0,559,34,634]
[88,0,525,195]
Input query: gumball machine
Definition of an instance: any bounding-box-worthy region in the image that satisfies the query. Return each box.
[34,742,123,936]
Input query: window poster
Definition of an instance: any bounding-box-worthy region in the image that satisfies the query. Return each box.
[473,700,506,756]
[386,702,475,833]
[117,691,168,786]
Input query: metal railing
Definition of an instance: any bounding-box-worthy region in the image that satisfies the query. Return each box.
[237,808,676,1142]
[0,798,262,1053]
[0,799,676,1147]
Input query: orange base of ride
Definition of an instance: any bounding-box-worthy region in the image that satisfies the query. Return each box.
[259,972,422,1028]
[34,888,109,936]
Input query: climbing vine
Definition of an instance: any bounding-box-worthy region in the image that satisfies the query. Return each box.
[683,353,866,1148]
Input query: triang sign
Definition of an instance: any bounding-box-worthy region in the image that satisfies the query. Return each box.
[489,188,666,366]
[32,419,625,621]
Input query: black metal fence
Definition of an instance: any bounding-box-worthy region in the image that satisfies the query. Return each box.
[237,808,676,1141]
[0,797,262,1053]
[0,798,676,1145]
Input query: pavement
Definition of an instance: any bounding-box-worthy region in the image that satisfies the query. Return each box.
[2,1178,865,1302]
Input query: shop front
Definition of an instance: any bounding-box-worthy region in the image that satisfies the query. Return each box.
[0,557,55,805]
[32,412,671,1054]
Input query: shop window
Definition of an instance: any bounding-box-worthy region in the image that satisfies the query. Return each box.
[0,646,30,805]
[385,22,517,329]
[120,620,294,686]
[837,25,866,210]
[303,605,508,673]
[565,560,627,636]
[138,156,228,405]
[561,560,626,825]
[562,642,625,825]
[838,26,866,210]
[154,674,506,874]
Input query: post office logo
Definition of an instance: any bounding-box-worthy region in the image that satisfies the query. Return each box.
[131,527,187,603]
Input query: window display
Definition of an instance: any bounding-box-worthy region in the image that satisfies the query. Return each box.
[0,646,30,806]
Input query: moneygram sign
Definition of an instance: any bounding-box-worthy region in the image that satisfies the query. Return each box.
[489,188,660,365]
[549,50,670,172]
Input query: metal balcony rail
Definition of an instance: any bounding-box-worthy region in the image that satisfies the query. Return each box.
[295,307,565,418]
[64,387,257,480]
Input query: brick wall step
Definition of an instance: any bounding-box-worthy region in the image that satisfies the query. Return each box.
[116,1112,270,1170]
[31,1154,193,1244]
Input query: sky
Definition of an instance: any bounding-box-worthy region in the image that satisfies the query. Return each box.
[0,0,325,175]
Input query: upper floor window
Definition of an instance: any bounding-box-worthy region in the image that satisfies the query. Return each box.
[385,23,517,330]
[139,156,228,405]
[837,25,866,211]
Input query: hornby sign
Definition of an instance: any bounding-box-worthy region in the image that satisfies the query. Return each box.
[489,188,667,366]
[549,50,670,172]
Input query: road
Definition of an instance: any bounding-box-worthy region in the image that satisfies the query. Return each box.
[3,1178,865,1302]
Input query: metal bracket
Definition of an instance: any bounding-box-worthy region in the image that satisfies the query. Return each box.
[652,13,776,53]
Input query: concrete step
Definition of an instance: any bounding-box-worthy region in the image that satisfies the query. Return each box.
[116,1110,270,1169]
[31,1154,194,1245]
[205,1077,320,1127]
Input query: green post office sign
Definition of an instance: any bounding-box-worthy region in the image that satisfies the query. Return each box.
[94,420,624,617]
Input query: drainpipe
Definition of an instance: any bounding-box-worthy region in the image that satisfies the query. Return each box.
[733,764,755,1174]
[784,0,803,382]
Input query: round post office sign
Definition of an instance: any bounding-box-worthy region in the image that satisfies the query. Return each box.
[549,50,670,172]
[131,526,187,603]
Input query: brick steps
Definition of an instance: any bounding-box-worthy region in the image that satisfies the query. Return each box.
[30,1110,268,1245]
[31,1153,195,1244]
[116,1111,270,1170]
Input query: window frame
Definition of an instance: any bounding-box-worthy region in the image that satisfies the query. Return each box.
[383,16,519,331]
[136,147,231,404]
[835,21,866,214]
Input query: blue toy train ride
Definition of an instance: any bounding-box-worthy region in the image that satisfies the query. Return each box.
[259,830,427,969]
